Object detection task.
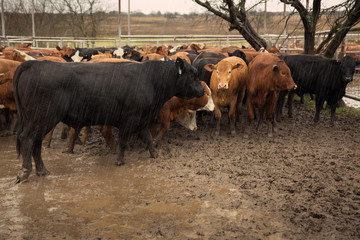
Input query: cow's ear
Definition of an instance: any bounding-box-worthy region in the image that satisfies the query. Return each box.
[232,63,244,71]
[272,65,279,72]
[204,64,216,72]
[175,57,185,74]
[56,46,61,51]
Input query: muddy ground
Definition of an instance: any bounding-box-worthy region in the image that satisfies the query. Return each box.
[0,97,359,240]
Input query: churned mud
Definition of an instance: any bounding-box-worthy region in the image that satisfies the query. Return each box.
[0,97,359,240]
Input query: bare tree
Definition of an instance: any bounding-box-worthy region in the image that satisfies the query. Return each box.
[193,0,267,50]
[50,0,105,38]
[280,0,360,56]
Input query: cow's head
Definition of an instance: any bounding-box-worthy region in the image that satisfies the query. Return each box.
[273,60,297,91]
[13,49,35,62]
[205,61,244,90]
[196,81,215,111]
[56,46,74,57]
[339,56,356,83]
[174,57,205,99]
[175,110,197,131]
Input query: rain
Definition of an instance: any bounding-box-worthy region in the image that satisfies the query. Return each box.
[1,0,360,239]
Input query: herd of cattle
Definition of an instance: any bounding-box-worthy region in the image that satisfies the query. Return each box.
[0,42,358,182]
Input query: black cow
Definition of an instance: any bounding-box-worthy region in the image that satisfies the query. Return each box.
[276,55,357,124]
[70,47,118,61]
[228,50,249,65]
[13,58,204,182]
[192,51,227,65]
[193,58,222,86]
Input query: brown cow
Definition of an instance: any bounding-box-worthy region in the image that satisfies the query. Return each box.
[150,81,214,145]
[205,56,248,136]
[245,53,297,137]
[0,59,22,135]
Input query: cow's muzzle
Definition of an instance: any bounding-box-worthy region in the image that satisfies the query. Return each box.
[344,77,352,83]
[218,83,229,89]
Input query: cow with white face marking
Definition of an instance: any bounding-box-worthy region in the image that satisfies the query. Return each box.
[150,81,214,145]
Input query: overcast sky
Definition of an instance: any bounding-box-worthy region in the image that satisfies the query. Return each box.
[104,0,345,14]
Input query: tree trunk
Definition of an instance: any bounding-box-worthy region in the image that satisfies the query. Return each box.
[229,20,267,50]
[303,27,315,54]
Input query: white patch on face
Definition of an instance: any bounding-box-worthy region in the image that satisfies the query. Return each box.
[176,110,197,131]
[15,49,35,61]
[200,94,215,111]
[71,50,83,62]
[113,48,124,58]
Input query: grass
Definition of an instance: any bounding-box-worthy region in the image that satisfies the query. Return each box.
[294,94,360,118]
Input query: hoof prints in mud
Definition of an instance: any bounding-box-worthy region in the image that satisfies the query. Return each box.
[1,101,360,240]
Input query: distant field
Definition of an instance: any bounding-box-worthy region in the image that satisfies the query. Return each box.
[94,13,360,48]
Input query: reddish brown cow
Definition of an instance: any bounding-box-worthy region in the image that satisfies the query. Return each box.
[0,59,22,134]
[56,46,74,56]
[150,81,214,145]
[205,56,248,136]
[246,53,297,137]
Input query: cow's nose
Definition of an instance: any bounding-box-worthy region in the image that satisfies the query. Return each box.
[345,77,352,82]
[193,127,198,131]
[218,83,228,89]
[293,84,297,90]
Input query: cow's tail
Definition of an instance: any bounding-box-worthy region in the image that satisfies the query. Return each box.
[13,62,31,157]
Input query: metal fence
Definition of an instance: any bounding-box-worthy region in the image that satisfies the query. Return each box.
[1,33,359,106]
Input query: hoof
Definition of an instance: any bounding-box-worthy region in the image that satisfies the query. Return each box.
[151,151,159,159]
[62,149,74,154]
[16,168,31,184]
[230,130,236,136]
[115,160,125,166]
[36,168,51,177]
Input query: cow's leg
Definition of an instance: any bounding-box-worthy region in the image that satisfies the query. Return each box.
[32,138,50,177]
[140,128,158,159]
[314,96,324,123]
[214,105,222,136]
[276,91,286,122]
[99,126,115,151]
[43,127,55,148]
[330,103,337,125]
[16,131,34,183]
[9,111,18,134]
[81,126,90,145]
[266,93,278,137]
[256,108,264,130]
[245,99,255,138]
[61,123,70,139]
[152,112,171,145]
[229,96,239,136]
[63,127,80,153]
[287,92,295,118]
[236,88,246,123]
[116,131,131,166]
